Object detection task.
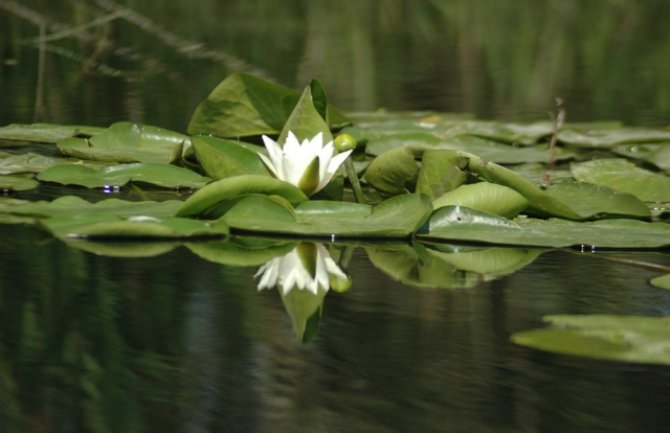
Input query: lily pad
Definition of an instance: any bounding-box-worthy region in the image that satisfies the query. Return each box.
[421,205,670,248]
[37,163,209,189]
[415,149,467,199]
[0,123,104,144]
[559,127,670,148]
[278,80,334,144]
[433,182,529,218]
[364,147,419,195]
[64,240,180,257]
[176,174,308,218]
[512,315,670,365]
[187,73,348,138]
[650,274,670,290]
[191,135,268,180]
[0,175,39,191]
[0,195,183,220]
[58,122,189,164]
[0,153,69,175]
[571,158,670,202]
[222,193,432,238]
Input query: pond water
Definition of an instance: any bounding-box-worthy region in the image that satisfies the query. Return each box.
[2,1,670,432]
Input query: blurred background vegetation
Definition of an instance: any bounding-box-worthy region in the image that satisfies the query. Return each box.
[2,0,670,130]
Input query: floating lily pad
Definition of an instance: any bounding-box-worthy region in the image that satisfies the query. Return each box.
[176,174,308,218]
[571,158,670,202]
[0,123,104,144]
[433,182,529,218]
[559,127,670,148]
[512,315,670,365]
[58,122,189,164]
[191,135,268,180]
[37,163,209,189]
[650,274,670,290]
[0,152,71,175]
[415,149,467,199]
[0,195,183,220]
[421,205,670,248]
[0,175,39,191]
[222,193,432,238]
[364,147,419,195]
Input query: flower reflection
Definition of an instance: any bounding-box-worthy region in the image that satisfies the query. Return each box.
[255,242,348,294]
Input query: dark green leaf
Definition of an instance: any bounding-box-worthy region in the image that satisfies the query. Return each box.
[364,147,419,195]
[191,135,269,180]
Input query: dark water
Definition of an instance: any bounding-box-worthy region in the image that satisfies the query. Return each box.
[3,1,670,432]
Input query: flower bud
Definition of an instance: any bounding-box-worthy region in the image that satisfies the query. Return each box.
[334,133,357,153]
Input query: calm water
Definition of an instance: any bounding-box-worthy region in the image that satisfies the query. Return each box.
[2,1,670,432]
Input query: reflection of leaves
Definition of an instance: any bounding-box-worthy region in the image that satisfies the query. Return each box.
[0,174,38,191]
[512,315,670,365]
[366,242,543,289]
[650,273,670,290]
[187,237,296,266]
[279,288,326,342]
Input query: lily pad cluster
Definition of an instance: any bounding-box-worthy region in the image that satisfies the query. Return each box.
[3,73,670,358]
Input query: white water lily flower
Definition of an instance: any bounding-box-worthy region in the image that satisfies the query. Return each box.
[259,131,353,196]
[255,242,348,295]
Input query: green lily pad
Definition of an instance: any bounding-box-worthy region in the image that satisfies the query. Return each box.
[364,147,419,195]
[0,195,183,220]
[0,175,39,191]
[650,273,670,290]
[176,174,308,219]
[37,163,209,189]
[64,240,179,257]
[433,182,529,218]
[0,152,70,175]
[571,158,670,202]
[222,193,432,238]
[0,123,104,144]
[466,153,650,219]
[187,73,348,138]
[191,135,268,180]
[415,149,467,199]
[559,127,670,148]
[512,315,670,365]
[58,122,189,164]
[421,205,670,248]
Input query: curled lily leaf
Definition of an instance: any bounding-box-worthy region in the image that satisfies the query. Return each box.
[259,131,352,196]
[255,242,348,295]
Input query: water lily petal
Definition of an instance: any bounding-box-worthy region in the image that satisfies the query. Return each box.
[317,149,352,192]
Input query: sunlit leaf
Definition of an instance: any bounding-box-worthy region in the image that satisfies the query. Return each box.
[187,73,348,138]
[650,273,670,290]
[415,149,467,199]
[364,147,419,195]
[422,205,670,248]
[58,122,189,164]
[512,315,670,365]
[223,193,432,238]
[571,158,670,202]
[0,123,104,144]
[191,135,268,180]
[176,174,308,218]
[0,175,39,191]
[433,182,528,218]
[37,163,209,189]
